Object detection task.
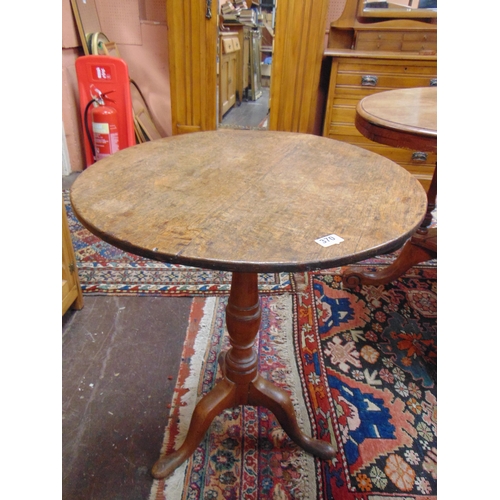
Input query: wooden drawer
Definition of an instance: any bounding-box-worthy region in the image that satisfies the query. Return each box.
[402,32,437,52]
[356,32,404,52]
[221,35,241,54]
[328,134,435,190]
[356,40,402,52]
[335,59,437,94]
[328,132,436,166]
[353,140,437,169]
[355,31,437,52]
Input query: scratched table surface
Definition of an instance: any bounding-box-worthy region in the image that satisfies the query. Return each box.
[70,130,428,273]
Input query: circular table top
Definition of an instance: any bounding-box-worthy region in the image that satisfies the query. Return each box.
[355,87,437,153]
[70,130,428,272]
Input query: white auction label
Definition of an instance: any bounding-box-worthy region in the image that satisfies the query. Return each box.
[315,234,344,247]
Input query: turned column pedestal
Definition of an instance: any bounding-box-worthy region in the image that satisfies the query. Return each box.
[151,272,335,479]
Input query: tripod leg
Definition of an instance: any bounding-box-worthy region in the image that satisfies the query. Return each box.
[248,375,336,460]
[151,378,237,479]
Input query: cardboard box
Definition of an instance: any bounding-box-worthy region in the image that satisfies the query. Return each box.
[261,63,271,77]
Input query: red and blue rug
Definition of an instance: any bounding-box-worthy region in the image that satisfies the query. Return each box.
[150,265,437,499]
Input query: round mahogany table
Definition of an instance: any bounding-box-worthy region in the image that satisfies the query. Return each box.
[344,87,437,287]
[70,129,428,479]
[355,86,437,156]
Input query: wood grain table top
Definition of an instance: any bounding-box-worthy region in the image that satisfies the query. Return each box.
[70,130,428,272]
[355,87,437,153]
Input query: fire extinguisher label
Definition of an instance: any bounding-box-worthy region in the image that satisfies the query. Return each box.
[92,65,113,80]
[92,122,110,134]
[110,133,119,153]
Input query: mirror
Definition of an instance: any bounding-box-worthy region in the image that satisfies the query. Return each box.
[70,0,102,55]
[358,0,437,19]
[218,2,273,129]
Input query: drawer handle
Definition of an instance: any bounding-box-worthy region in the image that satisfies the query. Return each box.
[430,78,437,86]
[361,75,378,87]
[412,152,428,162]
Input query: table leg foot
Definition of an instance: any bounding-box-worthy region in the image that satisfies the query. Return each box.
[151,378,237,479]
[342,230,436,288]
[248,375,336,460]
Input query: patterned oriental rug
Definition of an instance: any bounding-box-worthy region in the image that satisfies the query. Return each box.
[149,267,437,500]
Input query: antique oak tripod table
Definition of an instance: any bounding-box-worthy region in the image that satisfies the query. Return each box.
[70,130,428,479]
[343,87,437,287]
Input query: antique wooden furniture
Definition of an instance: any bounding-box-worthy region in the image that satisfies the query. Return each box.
[62,198,83,315]
[219,23,249,105]
[343,86,437,287]
[219,32,241,120]
[323,0,436,189]
[70,129,427,479]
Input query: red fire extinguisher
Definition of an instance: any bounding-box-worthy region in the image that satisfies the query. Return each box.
[84,89,120,162]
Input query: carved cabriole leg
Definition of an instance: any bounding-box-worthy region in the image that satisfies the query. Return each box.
[248,376,336,459]
[151,379,237,479]
[152,271,335,480]
[343,164,437,288]
[342,231,436,287]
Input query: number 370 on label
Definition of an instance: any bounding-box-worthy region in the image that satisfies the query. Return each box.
[315,234,344,247]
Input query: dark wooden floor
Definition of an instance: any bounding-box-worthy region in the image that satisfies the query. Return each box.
[63,296,191,499]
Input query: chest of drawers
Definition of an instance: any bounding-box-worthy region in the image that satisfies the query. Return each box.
[322,50,437,190]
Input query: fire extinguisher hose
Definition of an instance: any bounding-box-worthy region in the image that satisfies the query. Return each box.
[84,98,98,159]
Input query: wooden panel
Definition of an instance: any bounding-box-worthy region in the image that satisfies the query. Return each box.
[269,0,330,133]
[62,199,83,315]
[166,0,218,134]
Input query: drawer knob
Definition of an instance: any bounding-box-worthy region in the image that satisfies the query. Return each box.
[412,152,428,162]
[430,78,437,86]
[361,75,378,87]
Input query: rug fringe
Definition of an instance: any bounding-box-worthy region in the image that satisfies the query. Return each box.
[269,295,318,498]
[160,297,217,498]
